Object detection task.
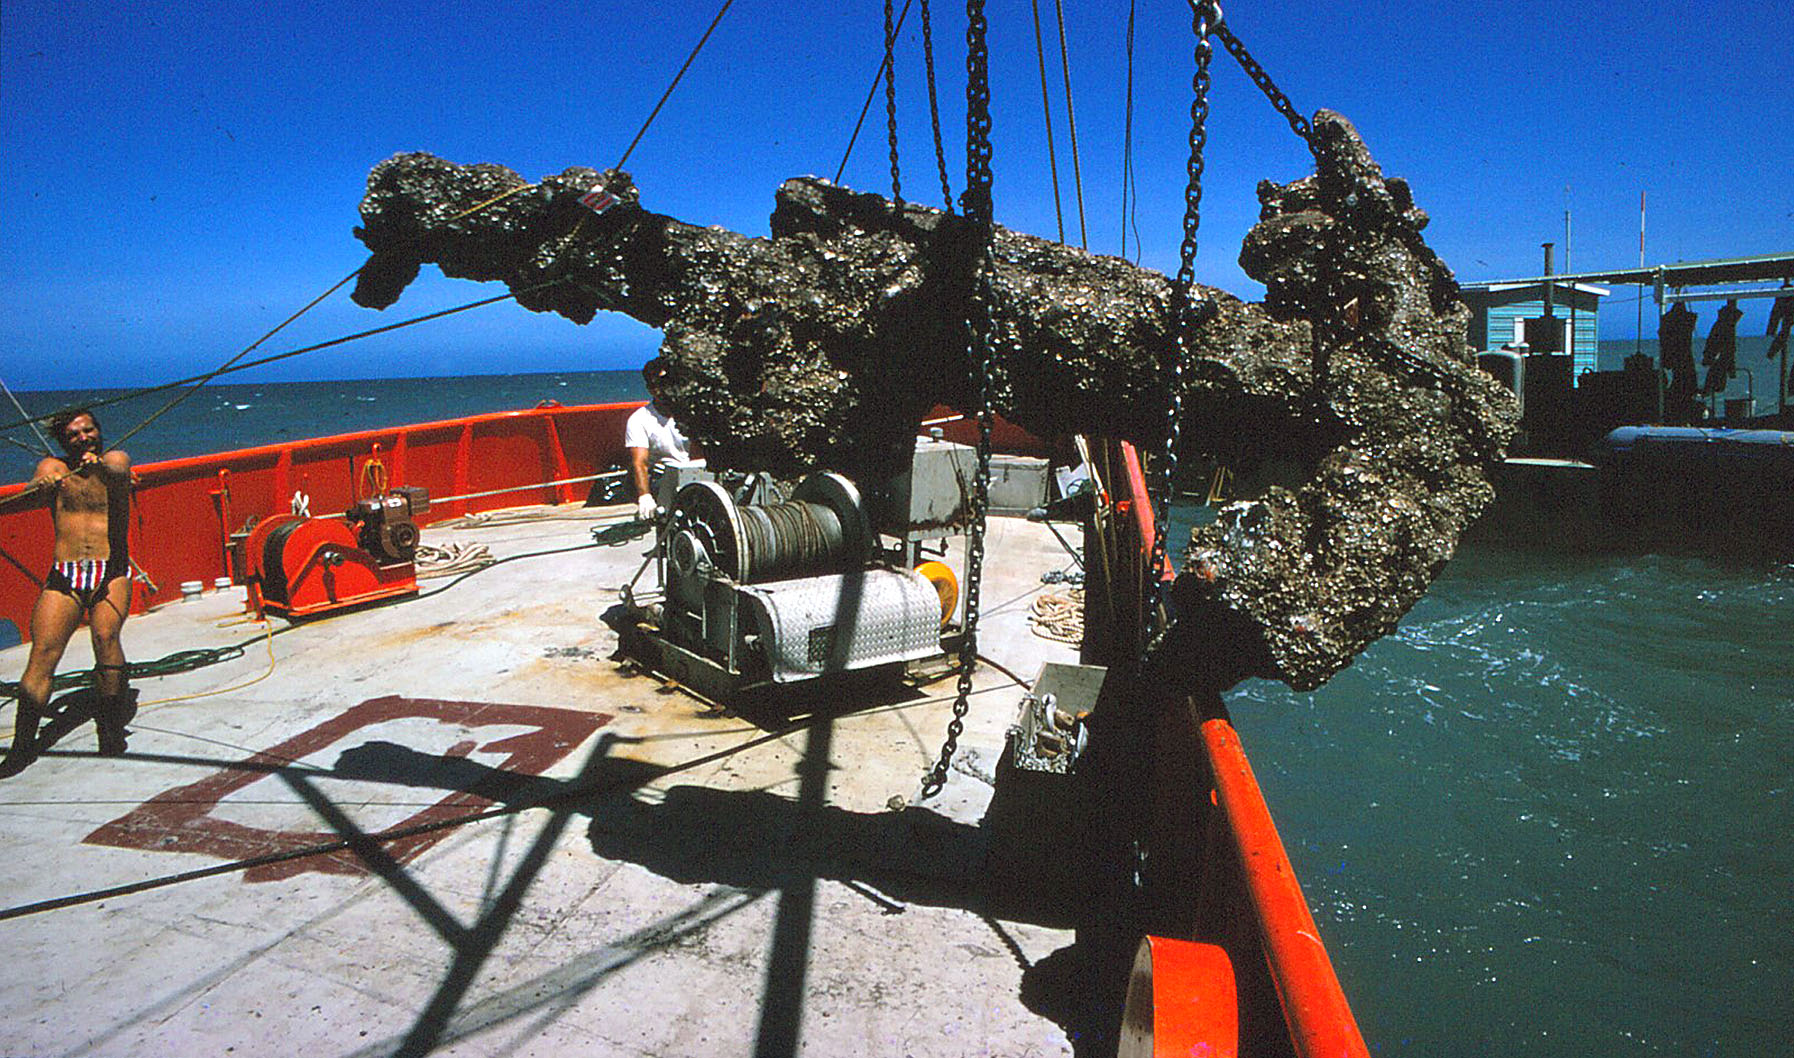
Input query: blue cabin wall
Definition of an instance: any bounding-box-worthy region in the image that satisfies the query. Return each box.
[1462,284,1603,377]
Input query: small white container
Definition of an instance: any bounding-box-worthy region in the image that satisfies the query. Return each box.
[214,577,233,591]
[180,580,204,601]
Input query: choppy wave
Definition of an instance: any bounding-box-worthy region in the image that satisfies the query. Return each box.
[1228,545,1793,1055]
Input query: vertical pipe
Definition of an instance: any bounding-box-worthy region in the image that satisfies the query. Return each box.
[1637,191,1647,364]
[541,411,575,504]
[453,423,473,518]
[1541,242,1555,318]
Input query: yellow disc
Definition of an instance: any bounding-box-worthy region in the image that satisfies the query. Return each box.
[915,561,958,626]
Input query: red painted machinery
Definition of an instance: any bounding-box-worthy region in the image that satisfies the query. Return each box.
[246,487,429,619]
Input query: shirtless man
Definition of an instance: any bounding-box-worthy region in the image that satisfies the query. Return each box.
[2,407,134,774]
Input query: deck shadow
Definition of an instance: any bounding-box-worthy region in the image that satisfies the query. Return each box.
[330,715,1162,1057]
[332,734,1013,917]
[1,686,137,776]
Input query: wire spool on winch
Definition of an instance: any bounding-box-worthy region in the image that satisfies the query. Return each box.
[667,471,872,585]
[259,517,307,605]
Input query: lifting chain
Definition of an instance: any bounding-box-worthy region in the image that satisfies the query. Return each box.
[1212,16,1317,156]
[1145,2,1317,655]
[919,0,956,211]
[922,0,994,800]
[885,0,905,205]
[1147,0,1216,653]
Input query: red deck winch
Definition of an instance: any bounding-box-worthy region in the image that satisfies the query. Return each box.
[245,487,428,619]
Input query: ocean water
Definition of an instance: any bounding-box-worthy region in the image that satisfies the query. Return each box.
[3,369,649,482]
[6,370,1790,1054]
[1223,546,1792,1055]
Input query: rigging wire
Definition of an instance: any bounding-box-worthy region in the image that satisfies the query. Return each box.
[16,171,547,449]
[0,286,556,439]
[1028,0,1067,243]
[613,0,737,173]
[836,0,915,184]
[1,376,54,455]
[1051,0,1089,249]
[108,265,364,452]
[9,0,732,452]
[1120,0,1141,261]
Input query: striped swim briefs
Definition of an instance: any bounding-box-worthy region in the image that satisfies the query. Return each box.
[45,557,130,610]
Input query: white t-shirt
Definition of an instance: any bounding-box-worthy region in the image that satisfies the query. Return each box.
[623,402,692,470]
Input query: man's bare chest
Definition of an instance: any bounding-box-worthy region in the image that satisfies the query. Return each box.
[55,473,114,515]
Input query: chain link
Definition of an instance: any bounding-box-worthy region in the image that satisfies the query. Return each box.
[1213,18,1315,156]
[922,0,994,800]
[885,0,904,204]
[919,0,955,211]
[961,0,993,221]
[1146,0,1216,652]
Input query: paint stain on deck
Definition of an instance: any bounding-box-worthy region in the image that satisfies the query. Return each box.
[84,695,608,882]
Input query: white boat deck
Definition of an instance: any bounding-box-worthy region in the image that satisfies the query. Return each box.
[0,503,1087,1057]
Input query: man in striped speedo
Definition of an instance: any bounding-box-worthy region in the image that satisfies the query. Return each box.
[2,408,135,776]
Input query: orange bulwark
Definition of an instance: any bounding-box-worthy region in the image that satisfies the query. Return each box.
[0,401,642,641]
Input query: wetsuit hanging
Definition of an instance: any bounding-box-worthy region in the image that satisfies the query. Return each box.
[1766,288,1793,359]
[1659,301,1699,423]
[1700,299,1742,396]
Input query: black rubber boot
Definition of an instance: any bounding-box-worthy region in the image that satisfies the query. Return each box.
[95,689,137,757]
[1,702,43,777]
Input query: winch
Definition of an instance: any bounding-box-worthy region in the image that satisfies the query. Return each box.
[246,486,428,618]
[620,449,973,701]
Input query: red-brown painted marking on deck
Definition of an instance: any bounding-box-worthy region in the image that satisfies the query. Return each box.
[85,695,608,882]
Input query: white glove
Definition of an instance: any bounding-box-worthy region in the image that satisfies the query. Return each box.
[635,494,658,521]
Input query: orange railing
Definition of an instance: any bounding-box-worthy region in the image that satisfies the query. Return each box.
[1096,437,1367,1058]
[0,401,642,641]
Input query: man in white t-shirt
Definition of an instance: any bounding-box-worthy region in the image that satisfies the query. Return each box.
[624,357,698,519]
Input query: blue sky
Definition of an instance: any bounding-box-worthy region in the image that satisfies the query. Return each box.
[2,0,1789,393]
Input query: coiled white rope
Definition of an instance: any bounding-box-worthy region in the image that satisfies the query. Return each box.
[1029,587,1084,645]
[414,542,495,578]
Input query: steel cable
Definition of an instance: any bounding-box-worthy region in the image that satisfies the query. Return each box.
[1028,0,1066,244]
[1051,0,1088,249]
[835,0,916,184]
[612,0,737,172]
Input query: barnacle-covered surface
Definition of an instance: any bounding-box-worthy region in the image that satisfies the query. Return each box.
[352,110,1518,691]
